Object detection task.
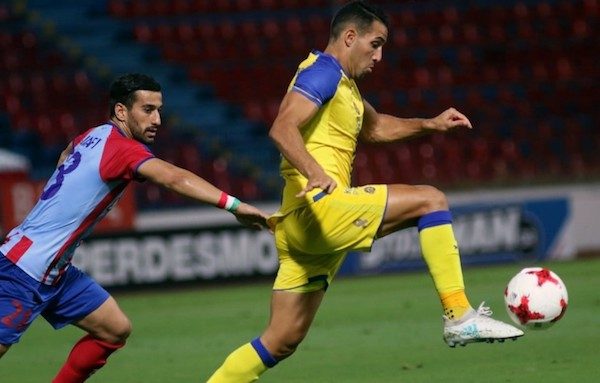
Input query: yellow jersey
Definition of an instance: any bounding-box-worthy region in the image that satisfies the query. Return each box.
[277,50,365,216]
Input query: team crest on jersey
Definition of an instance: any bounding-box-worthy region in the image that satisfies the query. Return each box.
[354,218,368,228]
[363,186,376,194]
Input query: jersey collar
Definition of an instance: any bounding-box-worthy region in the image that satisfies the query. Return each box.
[109,120,130,138]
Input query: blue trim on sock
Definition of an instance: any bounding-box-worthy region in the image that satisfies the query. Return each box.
[250,338,278,368]
[417,210,452,232]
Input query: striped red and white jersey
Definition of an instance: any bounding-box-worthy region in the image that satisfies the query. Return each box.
[0,122,154,285]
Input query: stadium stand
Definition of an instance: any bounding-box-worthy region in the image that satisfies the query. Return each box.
[0,0,281,207]
[1,0,599,210]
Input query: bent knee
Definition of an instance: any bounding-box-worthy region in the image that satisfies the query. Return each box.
[112,318,132,343]
[99,317,132,344]
[416,185,448,212]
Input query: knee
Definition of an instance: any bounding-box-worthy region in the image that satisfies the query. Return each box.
[417,185,449,213]
[100,317,132,345]
[112,318,132,344]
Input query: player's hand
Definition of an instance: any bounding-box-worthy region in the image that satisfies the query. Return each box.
[232,203,270,230]
[427,107,473,132]
[296,168,337,197]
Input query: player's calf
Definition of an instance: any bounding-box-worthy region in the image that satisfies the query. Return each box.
[53,335,125,383]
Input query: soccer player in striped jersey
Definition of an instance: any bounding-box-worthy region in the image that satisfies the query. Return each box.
[0,73,268,382]
[207,1,523,381]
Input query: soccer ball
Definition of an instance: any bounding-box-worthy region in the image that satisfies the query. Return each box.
[504,267,568,329]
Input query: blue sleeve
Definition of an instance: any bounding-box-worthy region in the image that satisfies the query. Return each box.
[292,58,342,106]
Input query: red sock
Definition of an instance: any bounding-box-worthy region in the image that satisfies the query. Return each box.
[53,335,125,383]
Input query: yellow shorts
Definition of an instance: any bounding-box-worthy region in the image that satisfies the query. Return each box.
[272,185,388,291]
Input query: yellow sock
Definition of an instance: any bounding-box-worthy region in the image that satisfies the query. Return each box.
[418,211,472,319]
[206,343,267,383]
[206,339,274,383]
[440,290,471,320]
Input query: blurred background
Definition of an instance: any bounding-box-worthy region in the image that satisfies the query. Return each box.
[0,0,599,287]
[1,0,598,207]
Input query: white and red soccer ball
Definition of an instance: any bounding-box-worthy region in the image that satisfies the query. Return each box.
[504,267,568,329]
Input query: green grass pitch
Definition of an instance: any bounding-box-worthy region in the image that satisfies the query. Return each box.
[2,258,598,382]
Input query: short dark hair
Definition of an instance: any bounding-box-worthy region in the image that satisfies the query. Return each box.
[109,73,161,117]
[330,1,389,40]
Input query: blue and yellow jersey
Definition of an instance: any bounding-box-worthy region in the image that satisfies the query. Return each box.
[277,50,364,215]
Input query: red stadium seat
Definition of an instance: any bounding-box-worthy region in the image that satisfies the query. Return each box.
[107,0,131,18]
[172,0,191,14]
[175,23,196,42]
[442,6,460,24]
[130,0,151,17]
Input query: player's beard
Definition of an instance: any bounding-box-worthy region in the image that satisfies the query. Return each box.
[356,64,374,80]
[128,116,157,145]
[139,128,157,145]
[132,125,156,145]
[143,126,158,144]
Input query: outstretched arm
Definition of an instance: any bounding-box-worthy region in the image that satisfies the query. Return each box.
[268,91,337,196]
[360,100,473,144]
[137,158,269,230]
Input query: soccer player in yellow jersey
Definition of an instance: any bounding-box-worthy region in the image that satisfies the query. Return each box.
[207,1,523,381]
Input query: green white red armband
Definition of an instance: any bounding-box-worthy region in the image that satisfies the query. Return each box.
[217,192,241,212]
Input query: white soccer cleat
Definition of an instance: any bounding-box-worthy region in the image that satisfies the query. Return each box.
[443,302,524,347]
